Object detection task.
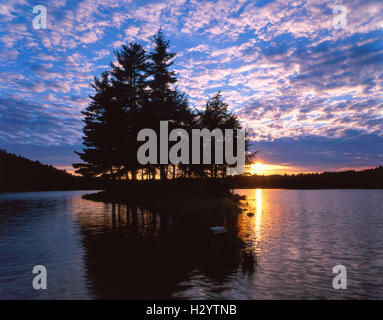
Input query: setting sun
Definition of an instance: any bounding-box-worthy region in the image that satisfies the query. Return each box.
[247,163,289,175]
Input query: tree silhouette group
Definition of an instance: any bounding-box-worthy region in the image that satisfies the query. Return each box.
[74,30,246,181]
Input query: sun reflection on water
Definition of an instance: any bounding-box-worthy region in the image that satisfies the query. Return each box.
[255,188,262,239]
[236,188,265,255]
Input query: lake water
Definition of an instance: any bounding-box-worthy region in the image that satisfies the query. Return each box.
[0,189,382,299]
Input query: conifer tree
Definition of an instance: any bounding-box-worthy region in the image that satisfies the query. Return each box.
[146,29,178,179]
[74,71,123,179]
[196,92,245,178]
[110,42,150,180]
[74,32,247,181]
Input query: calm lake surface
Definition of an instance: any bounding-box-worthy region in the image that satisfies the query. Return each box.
[0,189,382,299]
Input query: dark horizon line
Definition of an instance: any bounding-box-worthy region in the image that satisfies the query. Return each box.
[2,147,382,178]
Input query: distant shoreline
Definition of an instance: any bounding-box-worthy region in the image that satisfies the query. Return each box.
[2,149,383,192]
[0,188,101,194]
[1,186,383,194]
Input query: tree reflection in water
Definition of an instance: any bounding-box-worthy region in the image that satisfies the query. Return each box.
[77,202,257,299]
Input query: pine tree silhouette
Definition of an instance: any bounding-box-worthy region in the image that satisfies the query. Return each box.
[146,29,179,180]
[74,30,247,181]
[74,71,123,179]
[110,42,151,180]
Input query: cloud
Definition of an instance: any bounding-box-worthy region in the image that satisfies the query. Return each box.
[0,0,382,171]
[0,97,83,145]
[252,131,383,171]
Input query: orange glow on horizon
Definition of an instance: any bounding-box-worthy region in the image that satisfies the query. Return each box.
[245,162,377,176]
[246,162,291,175]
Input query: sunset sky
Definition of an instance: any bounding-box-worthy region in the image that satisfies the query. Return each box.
[0,0,382,174]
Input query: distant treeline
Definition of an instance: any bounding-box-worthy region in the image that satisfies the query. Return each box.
[1,149,382,192]
[231,166,383,189]
[0,149,95,192]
